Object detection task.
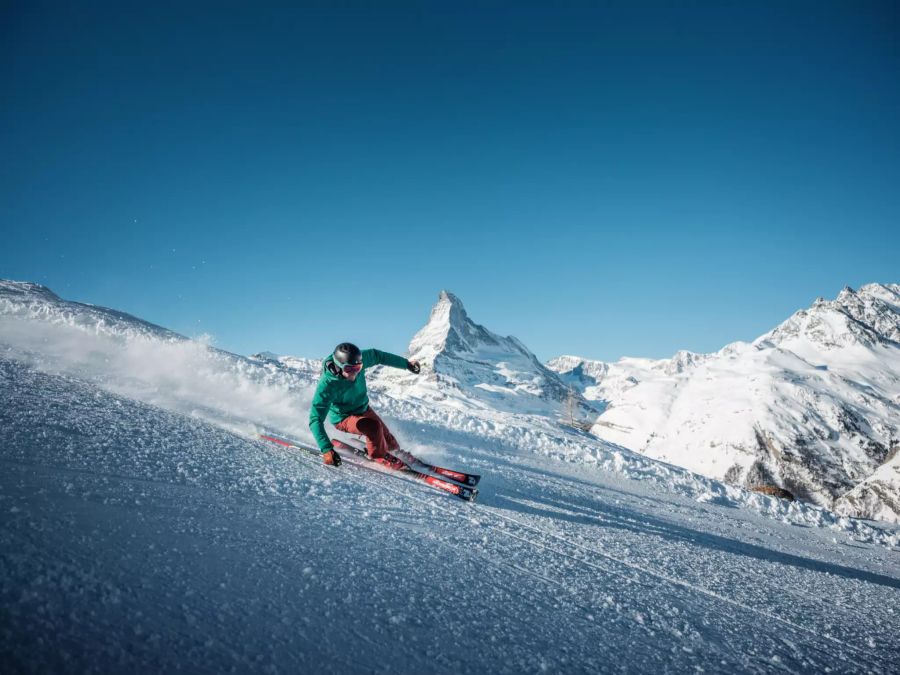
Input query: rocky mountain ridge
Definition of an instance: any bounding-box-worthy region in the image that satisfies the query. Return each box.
[548,283,900,523]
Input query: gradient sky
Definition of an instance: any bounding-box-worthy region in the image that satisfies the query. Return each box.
[2,1,898,362]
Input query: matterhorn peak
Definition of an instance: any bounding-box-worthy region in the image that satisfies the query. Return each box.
[398,290,593,415]
[408,290,503,363]
[432,290,471,332]
[438,289,460,304]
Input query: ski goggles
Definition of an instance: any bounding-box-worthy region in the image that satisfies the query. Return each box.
[340,361,363,374]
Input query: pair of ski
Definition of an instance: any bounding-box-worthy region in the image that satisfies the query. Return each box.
[258,434,480,502]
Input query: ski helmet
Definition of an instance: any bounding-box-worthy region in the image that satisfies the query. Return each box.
[333,342,362,367]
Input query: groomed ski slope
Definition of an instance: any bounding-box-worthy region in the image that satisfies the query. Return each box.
[2,356,899,674]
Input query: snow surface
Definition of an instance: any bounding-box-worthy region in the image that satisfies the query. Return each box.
[2,280,900,672]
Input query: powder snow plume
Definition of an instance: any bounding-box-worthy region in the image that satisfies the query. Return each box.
[0,281,316,444]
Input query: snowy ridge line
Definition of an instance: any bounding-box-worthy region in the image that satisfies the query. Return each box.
[485,510,881,668]
[259,433,878,667]
[0,281,184,342]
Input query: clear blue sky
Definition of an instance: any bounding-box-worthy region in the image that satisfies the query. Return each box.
[3,1,898,362]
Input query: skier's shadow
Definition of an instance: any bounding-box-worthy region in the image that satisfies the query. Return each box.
[488,488,900,591]
[386,416,900,591]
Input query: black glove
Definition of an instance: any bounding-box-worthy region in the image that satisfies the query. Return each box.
[407,360,421,374]
[323,449,342,466]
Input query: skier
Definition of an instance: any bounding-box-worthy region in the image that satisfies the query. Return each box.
[309,342,421,467]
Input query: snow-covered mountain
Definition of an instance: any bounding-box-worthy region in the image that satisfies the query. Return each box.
[2,278,900,672]
[549,283,900,523]
[369,291,595,418]
[548,351,712,405]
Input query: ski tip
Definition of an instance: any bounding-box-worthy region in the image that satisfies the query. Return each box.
[259,434,292,447]
[433,468,481,487]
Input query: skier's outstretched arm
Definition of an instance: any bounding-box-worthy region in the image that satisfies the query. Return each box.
[364,348,421,373]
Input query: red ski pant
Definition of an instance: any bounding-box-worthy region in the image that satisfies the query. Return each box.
[335,408,399,459]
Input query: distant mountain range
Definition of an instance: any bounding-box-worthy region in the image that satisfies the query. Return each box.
[547,284,900,523]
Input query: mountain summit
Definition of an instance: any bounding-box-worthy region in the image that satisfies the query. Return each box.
[759,283,900,351]
[379,291,593,416]
[407,290,490,362]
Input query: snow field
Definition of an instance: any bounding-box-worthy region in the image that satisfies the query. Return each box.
[3,359,898,672]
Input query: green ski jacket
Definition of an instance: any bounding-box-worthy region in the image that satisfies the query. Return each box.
[308,348,409,453]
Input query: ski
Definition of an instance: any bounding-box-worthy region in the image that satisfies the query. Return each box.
[420,462,480,487]
[259,435,478,502]
[333,437,481,486]
[330,439,479,501]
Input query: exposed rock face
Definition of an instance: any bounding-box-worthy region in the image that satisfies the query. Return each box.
[833,449,900,523]
[749,486,796,502]
[548,284,900,523]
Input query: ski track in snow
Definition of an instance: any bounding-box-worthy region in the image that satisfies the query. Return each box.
[270,428,899,656]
